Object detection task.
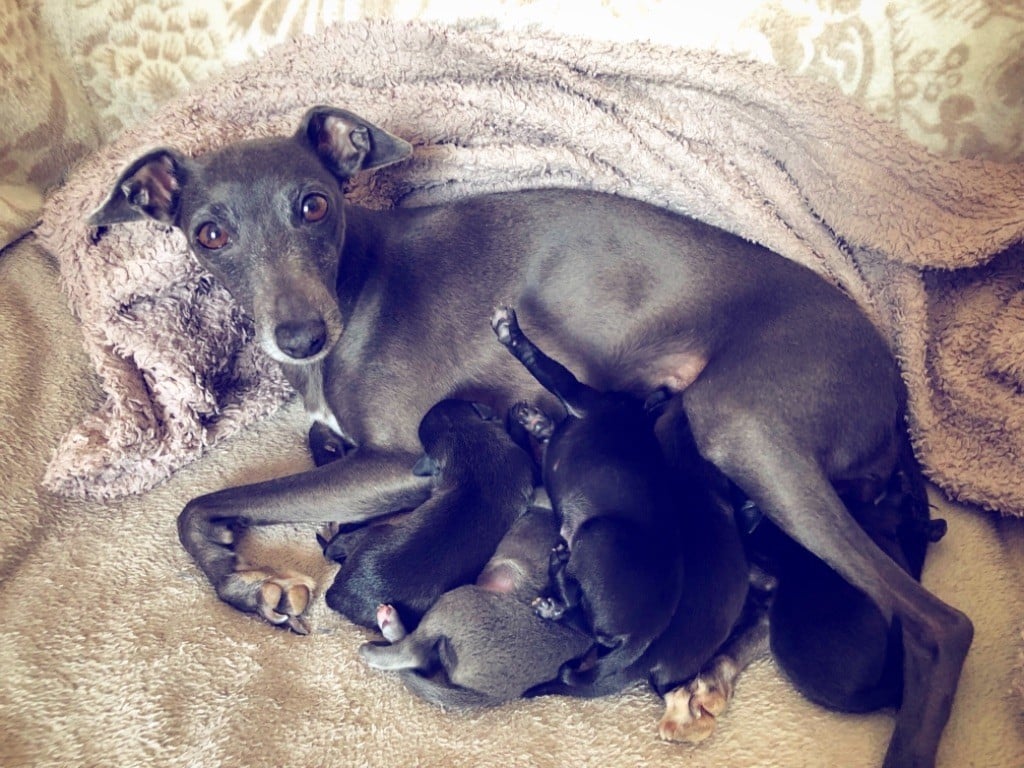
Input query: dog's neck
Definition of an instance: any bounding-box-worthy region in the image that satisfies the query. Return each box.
[336,204,385,319]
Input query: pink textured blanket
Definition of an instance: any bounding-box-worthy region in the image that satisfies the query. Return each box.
[37,20,1024,514]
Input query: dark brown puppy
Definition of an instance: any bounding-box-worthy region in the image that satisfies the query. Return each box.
[323,398,535,630]
[493,306,750,697]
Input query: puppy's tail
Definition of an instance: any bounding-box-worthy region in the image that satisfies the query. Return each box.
[372,635,502,709]
[399,668,500,709]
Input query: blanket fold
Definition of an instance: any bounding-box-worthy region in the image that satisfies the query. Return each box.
[36,20,1024,515]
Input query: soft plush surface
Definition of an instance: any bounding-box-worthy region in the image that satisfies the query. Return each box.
[2,238,1024,768]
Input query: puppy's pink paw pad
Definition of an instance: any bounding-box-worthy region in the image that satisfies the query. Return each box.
[376,603,407,642]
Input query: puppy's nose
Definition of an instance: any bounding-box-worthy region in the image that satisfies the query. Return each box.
[275,319,327,359]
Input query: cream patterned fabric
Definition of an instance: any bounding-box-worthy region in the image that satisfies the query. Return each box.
[2,1,1022,246]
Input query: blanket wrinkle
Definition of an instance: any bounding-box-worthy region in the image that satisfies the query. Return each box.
[34,20,1024,517]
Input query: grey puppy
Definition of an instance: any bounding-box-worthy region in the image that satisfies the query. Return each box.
[359,505,593,707]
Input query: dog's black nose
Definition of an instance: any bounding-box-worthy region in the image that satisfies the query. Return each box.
[275,319,327,359]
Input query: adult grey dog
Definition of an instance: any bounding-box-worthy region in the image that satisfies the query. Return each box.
[89,105,972,768]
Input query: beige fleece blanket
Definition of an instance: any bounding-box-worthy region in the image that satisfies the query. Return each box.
[4,20,1024,767]
[2,238,1024,767]
[34,20,1024,519]
[3,234,1024,768]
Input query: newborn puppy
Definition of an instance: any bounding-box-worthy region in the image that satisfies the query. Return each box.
[358,505,593,707]
[492,306,749,694]
[323,398,536,629]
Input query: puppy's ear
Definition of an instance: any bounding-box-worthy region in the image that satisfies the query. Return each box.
[470,402,496,421]
[299,106,413,179]
[412,454,441,477]
[89,148,189,227]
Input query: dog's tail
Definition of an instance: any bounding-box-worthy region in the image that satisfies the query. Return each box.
[891,426,945,580]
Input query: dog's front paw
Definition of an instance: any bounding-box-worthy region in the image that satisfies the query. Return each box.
[490,305,518,345]
[376,603,408,643]
[532,596,567,620]
[657,659,738,743]
[218,566,316,635]
[547,540,571,577]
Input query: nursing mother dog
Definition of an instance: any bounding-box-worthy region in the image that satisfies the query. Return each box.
[89,105,972,768]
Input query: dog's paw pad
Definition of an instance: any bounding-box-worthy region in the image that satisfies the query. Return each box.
[657,676,734,744]
[690,676,731,717]
[222,568,316,635]
[376,603,407,642]
[658,705,717,743]
[257,573,314,634]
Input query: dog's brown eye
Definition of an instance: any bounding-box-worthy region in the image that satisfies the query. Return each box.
[196,222,229,250]
[302,193,329,223]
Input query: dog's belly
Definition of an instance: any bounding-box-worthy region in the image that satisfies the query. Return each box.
[315,189,893,456]
[317,319,711,453]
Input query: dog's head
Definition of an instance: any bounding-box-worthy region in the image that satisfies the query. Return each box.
[89,106,412,365]
[412,399,500,476]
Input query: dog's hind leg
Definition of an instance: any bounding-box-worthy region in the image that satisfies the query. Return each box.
[687,409,972,768]
[765,451,945,715]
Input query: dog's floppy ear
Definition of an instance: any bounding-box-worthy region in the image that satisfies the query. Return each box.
[299,106,413,179]
[89,148,189,227]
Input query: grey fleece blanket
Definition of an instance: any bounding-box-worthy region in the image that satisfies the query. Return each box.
[37,20,1024,517]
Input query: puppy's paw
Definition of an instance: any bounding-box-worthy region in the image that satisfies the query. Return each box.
[490,305,517,344]
[532,596,566,620]
[376,603,408,643]
[317,522,348,562]
[511,401,555,441]
[219,566,316,635]
[657,661,737,744]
